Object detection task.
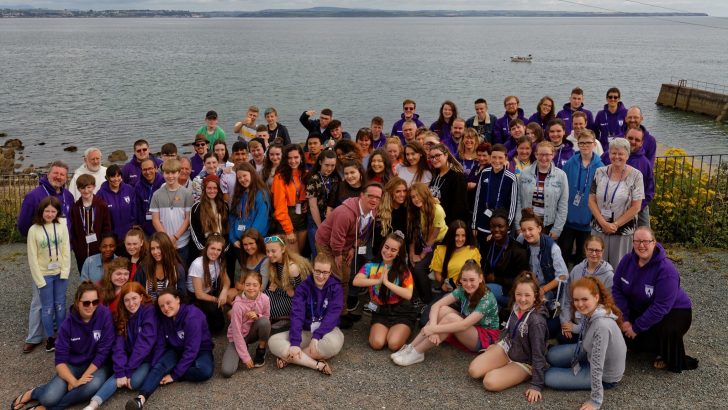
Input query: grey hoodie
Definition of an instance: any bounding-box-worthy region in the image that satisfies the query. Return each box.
[501,305,549,391]
[582,306,627,409]
[560,260,614,333]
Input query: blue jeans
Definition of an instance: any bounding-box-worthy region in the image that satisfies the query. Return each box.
[26,282,45,343]
[176,245,189,268]
[545,344,590,389]
[32,364,111,410]
[486,283,511,307]
[307,216,319,258]
[138,349,213,399]
[91,362,150,404]
[38,275,68,337]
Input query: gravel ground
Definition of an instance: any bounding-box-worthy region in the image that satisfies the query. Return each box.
[0,243,726,409]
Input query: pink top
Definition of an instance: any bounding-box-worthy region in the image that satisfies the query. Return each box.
[227,292,271,363]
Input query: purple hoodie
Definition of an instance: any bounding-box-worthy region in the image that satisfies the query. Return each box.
[112,303,158,378]
[594,102,627,152]
[612,243,692,334]
[54,304,114,368]
[371,132,387,149]
[527,112,554,133]
[133,172,164,235]
[494,108,528,145]
[391,113,425,144]
[556,102,595,135]
[288,275,344,347]
[156,303,214,380]
[430,120,454,151]
[17,176,75,237]
[601,146,654,209]
[552,141,575,169]
[623,125,657,166]
[122,156,163,187]
[96,180,137,241]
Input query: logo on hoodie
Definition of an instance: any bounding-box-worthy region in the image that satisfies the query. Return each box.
[124,196,131,204]
[644,285,654,298]
[177,330,185,340]
[93,330,101,341]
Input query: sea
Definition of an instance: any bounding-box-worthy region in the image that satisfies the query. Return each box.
[1,16,727,168]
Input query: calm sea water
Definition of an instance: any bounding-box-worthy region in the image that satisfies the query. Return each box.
[1,17,727,168]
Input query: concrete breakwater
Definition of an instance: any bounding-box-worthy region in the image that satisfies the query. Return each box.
[656,80,728,122]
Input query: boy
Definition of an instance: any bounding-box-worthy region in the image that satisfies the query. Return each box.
[233,105,259,140]
[371,116,386,149]
[150,159,193,262]
[196,110,226,146]
[304,133,324,170]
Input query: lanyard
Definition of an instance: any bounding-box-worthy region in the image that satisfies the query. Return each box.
[320,173,332,198]
[571,317,587,367]
[292,172,301,203]
[41,223,59,260]
[485,169,506,209]
[576,164,591,196]
[488,238,508,269]
[508,308,533,340]
[582,260,604,278]
[79,206,95,235]
[309,293,325,322]
[602,166,625,206]
[42,186,66,217]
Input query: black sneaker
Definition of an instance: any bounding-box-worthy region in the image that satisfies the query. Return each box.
[45,336,55,352]
[253,347,266,367]
[338,315,354,329]
[346,300,360,313]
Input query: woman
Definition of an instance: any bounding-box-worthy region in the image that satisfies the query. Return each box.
[528,96,556,132]
[385,137,404,169]
[353,232,416,351]
[588,138,645,269]
[261,143,283,188]
[98,257,131,314]
[305,150,340,256]
[545,277,626,410]
[525,123,545,145]
[97,165,136,248]
[125,288,214,410]
[83,282,157,410]
[334,139,363,165]
[515,141,569,239]
[547,119,574,169]
[229,162,271,276]
[355,127,373,161]
[262,235,312,321]
[395,141,431,187]
[373,177,408,255]
[268,254,344,375]
[366,148,393,184]
[457,127,480,180]
[482,211,529,307]
[213,140,231,168]
[271,144,308,253]
[430,220,480,293]
[428,143,467,226]
[507,136,533,177]
[12,281,113,410]
[429,100,458,144]
[190,174,229,260]
[264,107,291,146]
[236,229,269,289]
[190,153,222,203]
[27,196,71,353]
[70,174,112,271]
[612,226,698,372]
[123,227,147,278]
[327,159,365,212]
[187,234,231,334]
[393,261,499,366]
[134,232,187,301]
[80,232,117,283]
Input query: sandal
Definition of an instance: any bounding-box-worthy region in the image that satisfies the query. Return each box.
[275,357,289,369]
[124,395,145,410]
[653,356,667,370]
[11,389,34,410]
[315,360,332,376]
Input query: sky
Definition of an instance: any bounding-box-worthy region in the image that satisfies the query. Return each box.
[1,0,726,17]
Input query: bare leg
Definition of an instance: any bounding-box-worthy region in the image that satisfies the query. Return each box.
[386,324,412,351]
[296,230,307,254]
[368,324,389,350]
[468,344,509,379]
[412,311,462,353]
[482,362,531,392]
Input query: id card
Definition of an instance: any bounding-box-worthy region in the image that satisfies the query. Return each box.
[484,209,493,217]
[366,301,378,313]
[145,212,153,221]
[237,224,245,232]
[600,208,613,222]
[572,193,581,207]
[572,362,582,376]
[310,321,321,333]
[358,246,367,255]
[497,339,510,354]
[85,233,97,244]
[47,261,60,270]
[295,203,302,215]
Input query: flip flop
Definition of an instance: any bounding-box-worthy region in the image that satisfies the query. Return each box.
[275,357,288,369]
[11,389,34,410]
[653,356,667,370]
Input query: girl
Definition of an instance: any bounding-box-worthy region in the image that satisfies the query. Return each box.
[187,234,231,334]
[482,211,530,307]
[27,196,71,353]
[366,148,393,184]
[13,281,114,410]
[123,226,147,278]
[263,235,312,321]
[355,127,373,160]
[229,162,271,276]
[430,220,480,293]
[236,229,269,289]
[190,174,230,259]
[125,288,213,410]
[428,143,467,226]
[213,140,231,168]
[70,174,112,271]
[508,136,534,177]
[353,232,416,351]
[429,100,458,143]
[83,282,157,410]
[134,232,187,301]
[457,127,480,179]
[526,122,545,145]
[271,144,308,253]
[407,183,448,305]
[222,271,271,377]
[98,257,131,314]
[545,277,626,410]
[373,177,408,255]
[472,143,518,244]
[327,159,365,212]
[334,139,363,164]
[468,272,548,403]
[80,232,117,283]
[395,141,431,186]
[191,153,222,202]
[97,165,136,248]
[547,118,575,169]
[305,150,340,255]
[385,137,404,168]
[528,96,556,132]
[393,261,499,366]
[261,143,283,188]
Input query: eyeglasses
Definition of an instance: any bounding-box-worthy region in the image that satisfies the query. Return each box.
[403,106,415,111]
[429,153,444,160]
[80,299,100,307]
[264,235,285,245]
[365,193,382,201]
[633,239,655,246]
[586,248,603,254]
[313,269,332,277]
[577,141,595,146]
[607,95,620,100]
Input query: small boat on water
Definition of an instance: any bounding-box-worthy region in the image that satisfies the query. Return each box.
[510,54,532,63]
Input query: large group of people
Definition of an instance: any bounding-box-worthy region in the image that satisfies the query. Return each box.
[13,90,695,410]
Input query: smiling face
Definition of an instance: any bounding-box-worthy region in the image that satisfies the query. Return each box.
[204,156,219,174]
[405,146,421,166]
[477,150,490,167]
[265,111,277,125]
[214,145,227,163]
[204,180,218,200]
[402,123,417,141]
[608,146,628,167]
[100,237,116,260]
[403,102,416,119]
[242,236,258,256]
[441,103,453,120]
[451,120,465,138]
[150,240,162,262]
[539,99,553,116]
[428,149,446,170]
[250,145,265,163]
[548,124,565,146]
[134,143,150,161]
[125,235,142,257]
[268,147,282,166]
[85,150,102,172]
[459,269,483,295]
[386,144,401,163]
[392,183,407,206]
[577,136,596,156]
[504,98,519,115]
[157,293,180,318]
[108,172,122,189]
[343,165,361,187]
[307,138,322,155]
[123,291,142,315]
[626,129,644,153]
[243,275,262,299]
[319,157,336,177]
[572,286,599,317]
[585,239,604,265]
[572,116,587,134]
[570,93,584,110]
[454,228,466,248]
[265,241,284,263]
[380,237,401,263]
[632,228,656,262]
[42,204,58,224]
[490,217,509,244]
[462,133,477,150]
[475,102,487,119]
[357,135,371,153]
[141,160,156,183]
[111,268,130,289]
[514,282,536,312]
[78,290,99,321]
[194,140,208,156]
[536,145,554,167]
[206,240,223,262]
[517,142,532,161]
[370,154,385,174]
[312,261,333,288]
[287,149,301,169]
[236,170,251,189]
[520,220,542,245]
[410,191,423,208]
[489,150,506,172]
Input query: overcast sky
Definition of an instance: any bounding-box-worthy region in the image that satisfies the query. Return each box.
[2,1,726,16]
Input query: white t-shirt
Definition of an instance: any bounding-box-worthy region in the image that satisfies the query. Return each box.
[186,256,222,294]
[149,185,193,248]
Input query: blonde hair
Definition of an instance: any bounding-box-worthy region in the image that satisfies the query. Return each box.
[267,244,312,291]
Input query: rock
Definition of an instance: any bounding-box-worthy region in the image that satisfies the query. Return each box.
[22,167,34,174]
[0,131,6,137]
[63,146,78,152]
[2,147,13,159]
[0,147,15,173]
[181,142,194,147]
[38,142,46,146]
[3,139,23,150]
[108,150,128,162]
[18,156,24,161]
[14,163,21,169]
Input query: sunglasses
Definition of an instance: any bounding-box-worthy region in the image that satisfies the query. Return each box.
[80,299,100,307]
[607,95,620,100]
[194,142,207,147]
[403,107,415,111]
[264,235,285,245]
[135,148,148,153]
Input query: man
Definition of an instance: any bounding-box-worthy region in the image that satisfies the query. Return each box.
[190,134,208,180]
[443,117,466,155]
[556,87,595,135]
[466,98,498,143]
[594,87,627,153]
[623,106,657,166]
[401,120,418,145]
[370,116,387,149]
[16,160,74,353]
[196,110,226,146]
[304,133,324,171]
[315,182,383,328]
[264,107,291,146]
[221,140,250,204]
[324,120,351,148]
[254,125,270,150]
[391,99,425,142]
[178,157,193,189]
[233,105,259,140]
[68,147,107,200]
[504,119,526,153]
[121,139,162,187]
[300,108,333,141]
[160,143,178,163]
[493,95,527,145]
[150,159,193,262]
[133,158,164,235]
[567,111,603,156]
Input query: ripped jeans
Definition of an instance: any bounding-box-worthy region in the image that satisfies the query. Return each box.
[38,275,68,337]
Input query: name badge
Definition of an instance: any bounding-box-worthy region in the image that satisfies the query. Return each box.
[572,193,581,207]
[497,339,510,354]
[572,362,582,376]
[366,301,378,313]
[237,224,245,232]
[145,212,153,221]
[85,233,97,244]
[47,261,60,270]
[358,245,367,255]
[310,320,321,333]
[484,209,493,217]
[600,208,613,222]
[295,203,302,215]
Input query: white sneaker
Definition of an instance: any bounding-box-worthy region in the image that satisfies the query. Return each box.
[390,344,412,360]
[393,346,424,366]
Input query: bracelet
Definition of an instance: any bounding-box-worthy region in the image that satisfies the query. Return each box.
[423,245,433,253]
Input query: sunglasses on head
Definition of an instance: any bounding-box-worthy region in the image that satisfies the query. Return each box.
[80,299,100,307]
[264,235,285,245]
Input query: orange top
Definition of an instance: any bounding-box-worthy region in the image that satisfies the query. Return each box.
[271,169,306,234]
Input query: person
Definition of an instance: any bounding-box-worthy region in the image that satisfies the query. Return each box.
[233,105,259,140]
[612,226,699,372]
[559,236,614,343]
[228,162,271,274]
[262,143,283,188]
[189,174,229,261]
[327,158,365,212]
[372,177,408,255]
[98,257,131,314]
[366,148,393,184]
[370,116,387,149]
[355,127,374,161]
[494,95,528,145]
[441,117,466,155]
[400,119,419,146]
[428,143,467,226]
[17,161,74,240]
[457,127,480,180]
[567,111,603,156]
[262,235,312,321]
[515,141,569,239]
[467,272,548,403]
[305,150,340,256]
[80,232,117,283]
[222,270,271,377]
[472,144,518,244]
[133,232,187,301]
[187,234,231,334]
[299,108,333,141]
[220,140,251,204]
[594,87,628,153]
[466,98,498,143]
[481,211,529,307]
[393,260,499,366]
[122,139,162,187]
[83,282,157,410]
[27,196,71,353]
[560,130,605,265]
[268,254,344,375]
[395,141,431,186]
[407,183,447,305]
[248,136,266,172]
[70,174,112,271]
[303,133,324,171]
[504,118,527,154]
[150,159,194,262]
[385,136,404,169]
[125,288,214,410]
[123,227,147,278]
[547,118,574,169]
[190,153,222,203]
[622,107,657,166]
[528,96,556,133]
[391,99,425,142]
[429,100,458,149]
[467,142,492,214]
[271,144,308,253]
[213,140,231,168]
[588,138,645,269]
[160,144,179,163]
[263,107,291,145]
[430,220,481,293]
[326,120,352,148]
[133,158,164,236]
[12,281,113,410]
[545,277,626,410]
[556,87,595,134]
[96,165,136,246]
[178,156,193,190]
[190,135,208,180]
[233,229,269,290]
[196,110,226,146]
[525,122,545,145]
[69,147,107,200]
[508,136,533,177]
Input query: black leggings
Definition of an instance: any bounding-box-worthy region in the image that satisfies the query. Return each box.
[626,308,698,372]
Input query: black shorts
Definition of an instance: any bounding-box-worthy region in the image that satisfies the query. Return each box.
[288,206,308,232]
[370,301,418,329]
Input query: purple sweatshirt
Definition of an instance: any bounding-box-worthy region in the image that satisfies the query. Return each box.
[157,303,214,380]
[430,120,454,151]
[556,103,594,135]
[96,180,137,241]
[612,243,692,334]
[494,108,528,145]
[594,102,627,152]
[527,112,554,133]
[54,304,114,368]
[288,275,344,347]
[624,124,657,166]
[122,156,162,187]
[112,304,158,378]
[552,141,575,169]
[17,176,74,237]
[133,172,164,235]
[391,113,424,143]
[601,146,654,209]
[190,153,205,180]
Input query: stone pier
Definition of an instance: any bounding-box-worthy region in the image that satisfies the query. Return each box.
[656,80,728,123]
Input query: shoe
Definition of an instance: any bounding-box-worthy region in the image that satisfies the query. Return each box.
[390,344,412,360]
[253,347,266,368]
[22,342,40,354]
[45,337,55,352]
[271,319,290,330]
[346,300,360,313]
[393,346,424,366]
[338,316,354,329]
[125,396,144,410]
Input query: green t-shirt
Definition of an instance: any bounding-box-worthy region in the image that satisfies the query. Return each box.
[451,286,499,330]
[196,125,226,146]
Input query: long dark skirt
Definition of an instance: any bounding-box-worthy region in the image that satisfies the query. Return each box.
[627,308,698,373]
